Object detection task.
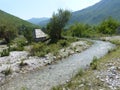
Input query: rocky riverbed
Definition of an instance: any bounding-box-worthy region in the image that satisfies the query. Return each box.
[0,40,114,90]
[0,40,90,86]
[56,36,120,90]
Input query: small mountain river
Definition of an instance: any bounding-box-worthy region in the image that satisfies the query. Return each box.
[0,40,115,90]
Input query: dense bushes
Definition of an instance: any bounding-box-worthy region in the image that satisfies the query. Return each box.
[97,17,119,35]
[30,39,72,57]
[30,41,62,57]
[30,42,50,57]
[66,23,99,38]
[57,40,69,47]
[65,17,120,38]
[9,36,27,51]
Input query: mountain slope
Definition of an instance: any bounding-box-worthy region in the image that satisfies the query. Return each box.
[0,10,39,28]
[70,0,120,24]
[39,18,50,26]
[35,0,120,26]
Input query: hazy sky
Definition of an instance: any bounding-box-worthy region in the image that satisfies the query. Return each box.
[0,0,101,20]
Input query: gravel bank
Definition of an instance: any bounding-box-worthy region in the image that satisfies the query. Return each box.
[0,40,114,90]
[0,40,90,86]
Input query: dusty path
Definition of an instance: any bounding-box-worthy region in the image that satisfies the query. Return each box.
[0,41,115,90]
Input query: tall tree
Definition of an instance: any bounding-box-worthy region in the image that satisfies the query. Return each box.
[47,9,71,41]
[0,24,17,43]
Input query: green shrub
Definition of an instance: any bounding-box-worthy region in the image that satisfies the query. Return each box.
[10,46,24,51]
[0,49,10,57]
[58,40,69,47]
[11,36,27,46]
[9,36,27,51]
[66,37,78,43]
[49,44,60,56]
[75,69,84,77]
[90,56,98,70]
[30,42,60,57]
[98,17,119,35]
[30,38,78,57]
[34,51,46,57]
[30,42,48,57]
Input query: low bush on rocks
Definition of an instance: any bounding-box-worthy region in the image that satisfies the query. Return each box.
[8,36,27,51]
[90,56,98,70]
[75,69,84,77]
[0,49,10,57]
[29,37,89,58]
[57,40,69,48]
[30,42,50,57]
[9,45,24,51]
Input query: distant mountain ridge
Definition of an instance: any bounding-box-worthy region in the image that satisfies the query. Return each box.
[28,17,49,25]
[28,0,120,26]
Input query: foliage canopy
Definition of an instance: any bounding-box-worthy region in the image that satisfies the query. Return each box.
[47,9,71,41]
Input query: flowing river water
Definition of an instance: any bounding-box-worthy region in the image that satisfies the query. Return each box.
[0,40,115,90]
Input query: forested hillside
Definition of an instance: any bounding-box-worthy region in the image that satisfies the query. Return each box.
[70,0,120,24]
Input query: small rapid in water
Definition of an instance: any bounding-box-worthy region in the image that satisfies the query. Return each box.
[0,40,115,90]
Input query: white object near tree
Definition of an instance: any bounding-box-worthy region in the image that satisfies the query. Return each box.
[33,29,47,42]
